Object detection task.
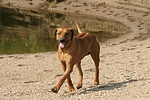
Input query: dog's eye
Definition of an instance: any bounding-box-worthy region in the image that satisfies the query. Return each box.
[66,33,69,36]
[58,33,61,35]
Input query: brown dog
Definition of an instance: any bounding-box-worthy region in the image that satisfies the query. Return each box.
[51,21,100,93]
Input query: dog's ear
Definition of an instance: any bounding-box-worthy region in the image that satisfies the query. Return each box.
[69,28,74,40]
[55,29,58,36]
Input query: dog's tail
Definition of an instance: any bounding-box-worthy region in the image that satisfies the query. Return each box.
[75,21,82,34]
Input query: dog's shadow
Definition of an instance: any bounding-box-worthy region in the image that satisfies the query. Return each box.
[79,79,138,94]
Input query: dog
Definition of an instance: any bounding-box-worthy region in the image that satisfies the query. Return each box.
[51,21,100,93]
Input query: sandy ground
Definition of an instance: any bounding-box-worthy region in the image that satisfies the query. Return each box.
[0,0,150,99]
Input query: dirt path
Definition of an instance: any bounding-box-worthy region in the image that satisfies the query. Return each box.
[0,0,150,99]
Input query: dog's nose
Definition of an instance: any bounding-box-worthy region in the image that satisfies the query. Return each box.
[60,38,66,43]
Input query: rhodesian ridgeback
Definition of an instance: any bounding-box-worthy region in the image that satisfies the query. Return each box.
[51,21,100,93]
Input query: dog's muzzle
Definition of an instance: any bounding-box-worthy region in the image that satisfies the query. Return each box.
[59,38,69,49]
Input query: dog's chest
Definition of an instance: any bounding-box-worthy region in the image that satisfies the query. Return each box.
[61,58,66,62]
[59,52,69,62]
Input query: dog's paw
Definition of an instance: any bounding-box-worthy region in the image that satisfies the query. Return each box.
[69,87,76,92]
[51,87,58,93]
[94,81,99,85]
[76,84,82,89]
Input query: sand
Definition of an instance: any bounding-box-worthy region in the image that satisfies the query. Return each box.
[0,0,150,99]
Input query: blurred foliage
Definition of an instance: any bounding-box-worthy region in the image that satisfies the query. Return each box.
[0,31,58,54]
[0,7,59,54]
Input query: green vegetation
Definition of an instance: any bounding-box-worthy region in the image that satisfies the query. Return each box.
[0,32,58,55]
[0,7,60,55]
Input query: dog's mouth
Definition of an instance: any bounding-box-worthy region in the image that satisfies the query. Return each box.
[59,40,69,49]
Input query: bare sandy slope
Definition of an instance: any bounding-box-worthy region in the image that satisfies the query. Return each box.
[0,0,150,99]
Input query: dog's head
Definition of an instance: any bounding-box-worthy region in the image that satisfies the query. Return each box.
[55,27,74,49]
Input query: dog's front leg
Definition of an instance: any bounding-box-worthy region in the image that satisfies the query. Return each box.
[61,61,75,92]
[51,64,74,93]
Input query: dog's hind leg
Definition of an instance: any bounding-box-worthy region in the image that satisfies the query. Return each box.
[90,42,100,85]
[76,62,83,89]
[91,53,100,85]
